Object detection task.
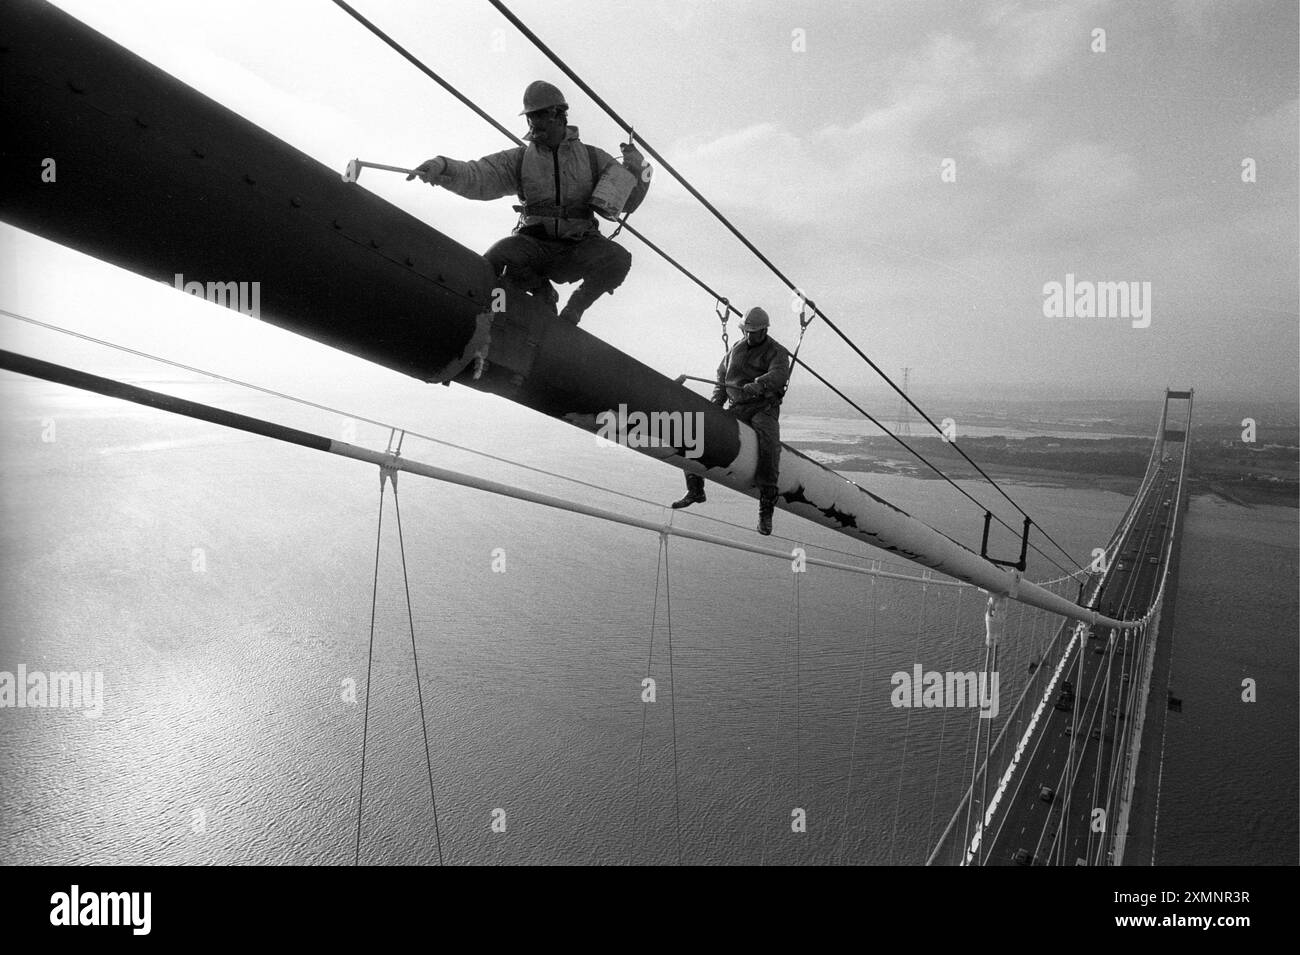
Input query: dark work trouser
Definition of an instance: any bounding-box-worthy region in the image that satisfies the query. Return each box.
[683,398,781,495]
[485,232,632,301]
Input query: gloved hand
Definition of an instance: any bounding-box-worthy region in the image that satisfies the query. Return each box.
[742,382,762,397]
[407,157,447,182]
[620,142,645,174]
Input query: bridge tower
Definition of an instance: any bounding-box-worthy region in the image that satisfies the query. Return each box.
[894,367,914,437]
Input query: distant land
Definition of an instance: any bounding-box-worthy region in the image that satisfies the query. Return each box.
[787,398,1299,507]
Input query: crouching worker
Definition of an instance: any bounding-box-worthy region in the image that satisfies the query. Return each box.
[672,307,791,536]
[408,81,650,325]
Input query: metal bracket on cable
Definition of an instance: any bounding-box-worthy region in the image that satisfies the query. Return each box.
[716,297,731,353]
[980,512,1031,572]
[380,428,406,491]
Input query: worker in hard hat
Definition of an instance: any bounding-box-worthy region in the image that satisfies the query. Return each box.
[672,307,791,536]
[408,81,650,325]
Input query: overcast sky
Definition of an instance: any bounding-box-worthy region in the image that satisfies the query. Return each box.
[2,0,1297,408]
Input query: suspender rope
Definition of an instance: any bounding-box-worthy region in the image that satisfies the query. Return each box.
[663,533,684,866]
[629,532,683,864]
[354,468,387,865]
[389,446,447,867]
[356,431,446,865]
[628,531,664,862]
[836,568,878,863]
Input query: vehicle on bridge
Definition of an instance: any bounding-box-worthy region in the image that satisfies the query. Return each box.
[1055,681,1075,712]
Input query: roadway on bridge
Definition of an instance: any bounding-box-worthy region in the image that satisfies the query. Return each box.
[981,447,1184,866]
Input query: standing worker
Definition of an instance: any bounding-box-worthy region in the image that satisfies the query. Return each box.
[408,81,650,325]
[672,307,791,536]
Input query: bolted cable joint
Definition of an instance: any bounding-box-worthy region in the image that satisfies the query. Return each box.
[380,427,407,490]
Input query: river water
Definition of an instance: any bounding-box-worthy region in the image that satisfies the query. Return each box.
[0,380,1293,865]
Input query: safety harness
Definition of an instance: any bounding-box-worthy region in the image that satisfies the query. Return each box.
[512,143,602,224]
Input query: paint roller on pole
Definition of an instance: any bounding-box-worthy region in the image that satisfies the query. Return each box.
[342,158,421,183]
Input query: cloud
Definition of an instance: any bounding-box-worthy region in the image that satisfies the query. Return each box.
[989,0,1110,81]
[893,32,986,92]
[662,33,980,227]
[1031,142,1139,218]
[1239,97,1300,160]
[965,122,1034,168]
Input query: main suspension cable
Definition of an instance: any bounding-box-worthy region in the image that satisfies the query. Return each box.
[331,0,1083,575]
[484,0,1087,576]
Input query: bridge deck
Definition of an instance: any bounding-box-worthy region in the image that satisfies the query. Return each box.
[974,392,1193,866]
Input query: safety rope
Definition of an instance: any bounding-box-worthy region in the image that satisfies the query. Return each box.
[608,128,640,240]
[781,295,816,399]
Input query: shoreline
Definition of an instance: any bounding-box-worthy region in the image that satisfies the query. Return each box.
[797,447,1298,508]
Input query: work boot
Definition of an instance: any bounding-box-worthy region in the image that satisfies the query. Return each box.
[757,485,778,536]
[559,283,606,325]
[671,474,706,509]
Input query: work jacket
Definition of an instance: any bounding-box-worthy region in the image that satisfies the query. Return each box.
[431,127,649,241]
[712,334,792,409]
